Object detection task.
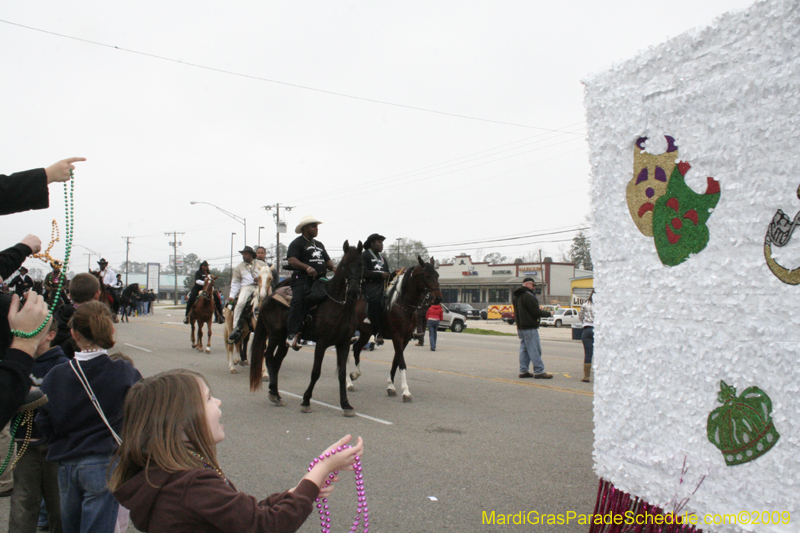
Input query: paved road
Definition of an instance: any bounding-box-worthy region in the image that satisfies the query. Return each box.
[1,312,597,532]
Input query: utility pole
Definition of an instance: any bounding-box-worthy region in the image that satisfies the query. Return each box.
[83,253,93,272]
[122,236,134,285]
[164,231,185,305]
[395,238,402,266]
[263,203,294,281]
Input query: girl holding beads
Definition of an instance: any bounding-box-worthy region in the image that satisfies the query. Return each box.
[36,300,142,533]
[110,369,364,533]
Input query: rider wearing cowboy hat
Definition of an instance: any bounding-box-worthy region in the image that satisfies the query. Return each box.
[43,260,68,306]
[285,215,335,350]
[97,258,121,320]
[361,233,399,345]
[184,261,224,324]
[226,246,267,343]
[8,266,34,297]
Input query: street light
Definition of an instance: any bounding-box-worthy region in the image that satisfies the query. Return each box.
[190,201,247,247]
[230,233,236,275]
[258,226,265,248]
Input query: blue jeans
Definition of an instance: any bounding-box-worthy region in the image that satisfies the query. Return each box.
[58,455,119,533]
[427,320,439,350]
[518,328,545,374]
[581,326,594,364]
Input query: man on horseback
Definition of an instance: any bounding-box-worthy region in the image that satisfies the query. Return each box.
[184,261,224,325]
[97,259,121,320]
[361,233,398,345]
[226,246,267,344]
[43,260,68,306]
[7,267,34,297]
[285,215,335,350]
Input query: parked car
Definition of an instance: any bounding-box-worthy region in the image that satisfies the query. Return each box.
[541,307,581,328]
[438,305,467,332]
[446,303,481,319]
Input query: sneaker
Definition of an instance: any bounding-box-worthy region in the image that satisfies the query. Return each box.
[534,372,554,379]
[227,328,242,345]
[518,372,535,378]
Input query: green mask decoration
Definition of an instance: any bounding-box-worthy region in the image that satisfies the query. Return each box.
[652,161,720,266]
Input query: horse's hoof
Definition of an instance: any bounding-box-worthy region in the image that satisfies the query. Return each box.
[240,360,249,366]
[300,405,312,413]
[262,375,269,382]
[233,358,241,365]
[204,347,210,354]
[349,372,361,381]
[230,368,237,374]
[347,384,355,392]
[268,395,286,406]
[402,394,413,403]
[343,409,356,417]
[387,389,397,397]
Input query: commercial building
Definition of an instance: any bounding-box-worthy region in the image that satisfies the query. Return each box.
[436,255,591,308]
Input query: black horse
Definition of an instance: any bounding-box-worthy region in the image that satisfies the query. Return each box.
[250,241,364,416]
[119,284,140,323]
[348,257,442,402]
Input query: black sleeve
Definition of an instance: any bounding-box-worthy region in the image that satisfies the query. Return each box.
[0,169,49,216]
[0,243,34,282]
[0,348,34,429]
[362,251,383,281]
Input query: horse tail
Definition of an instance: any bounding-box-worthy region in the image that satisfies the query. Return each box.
[249,299,271,392]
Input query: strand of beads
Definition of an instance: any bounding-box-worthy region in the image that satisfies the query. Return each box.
[309,444,368,533]
[30,219,60,263]
[11,173,74,339]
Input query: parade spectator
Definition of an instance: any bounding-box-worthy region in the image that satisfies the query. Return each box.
[512,277,553,379]
[414,293,431,347]
[110,369,363,532]
[579,290,595,383]
[8,319,66,533]
[53,273,101,359]
[426,303,443,352]
[0,157,84,427]
[36,301,141,533]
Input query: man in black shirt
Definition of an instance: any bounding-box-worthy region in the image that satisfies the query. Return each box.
[285,216,335,350]
[361,233,396,345]
[8,267,34,297]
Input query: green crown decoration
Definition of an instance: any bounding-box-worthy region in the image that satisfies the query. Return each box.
[707,381,780,466]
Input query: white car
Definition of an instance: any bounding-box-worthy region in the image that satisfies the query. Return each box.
[541,307,581,328]
[438,305,467,332]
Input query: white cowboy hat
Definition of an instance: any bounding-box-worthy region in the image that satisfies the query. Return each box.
[295,215,323,234]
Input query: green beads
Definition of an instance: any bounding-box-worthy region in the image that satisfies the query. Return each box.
[11,173,74,339]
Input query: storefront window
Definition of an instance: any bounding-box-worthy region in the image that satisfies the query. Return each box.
[441,288,459,303]
[462,289,480,303]
[488,288,510,303]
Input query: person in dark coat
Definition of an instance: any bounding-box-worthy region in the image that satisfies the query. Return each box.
[512,277,553,379]
[8,267,34,297]
[361,233,398,345]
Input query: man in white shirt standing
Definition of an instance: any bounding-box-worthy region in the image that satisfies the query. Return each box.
[97,258,120,322]
[227,246,266,344]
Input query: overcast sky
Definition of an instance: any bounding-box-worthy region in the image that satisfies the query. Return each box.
[1,0,756,276]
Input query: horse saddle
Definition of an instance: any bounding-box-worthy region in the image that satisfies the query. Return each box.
[272,278,331,309]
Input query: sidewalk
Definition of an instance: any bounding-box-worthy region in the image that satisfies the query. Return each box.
[465,319,578,341]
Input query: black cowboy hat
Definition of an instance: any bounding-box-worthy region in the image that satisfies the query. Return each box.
[200,260,209,267]
[97,258,108,265]
[238,246,256,256]
[364,233,386,249]
[19,267,28,273]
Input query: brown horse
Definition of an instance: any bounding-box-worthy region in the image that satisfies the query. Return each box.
[189,275,217,353]
[348,256,442,402]
[249,240,363,416]
[224,264,273,374]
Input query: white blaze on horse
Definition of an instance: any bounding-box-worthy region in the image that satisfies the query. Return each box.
[225,264,274,374]
[189,275,218,353]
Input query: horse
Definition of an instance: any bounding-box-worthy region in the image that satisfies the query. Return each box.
[189,275,217,353]
[89,270,119,323]
[347,256,442,402]
[118,284,140,323]
[249,240,364,416]
[224,264,273,374]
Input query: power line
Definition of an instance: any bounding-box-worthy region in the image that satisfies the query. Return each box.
[0,19,587,133]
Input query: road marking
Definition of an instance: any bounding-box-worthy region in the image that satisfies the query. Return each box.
[124,343,152,353]
[357,356,593,397]
[278,391,394,425]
